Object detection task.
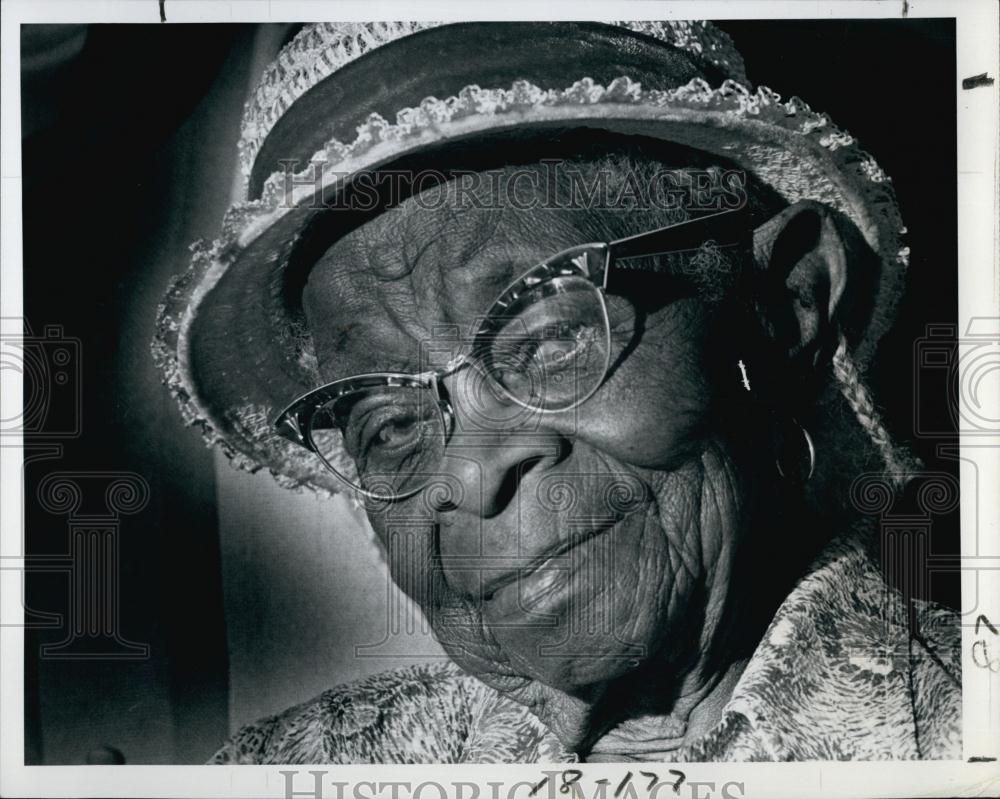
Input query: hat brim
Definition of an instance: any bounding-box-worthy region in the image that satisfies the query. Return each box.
[153,76,906,496]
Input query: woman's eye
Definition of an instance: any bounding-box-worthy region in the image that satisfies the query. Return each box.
[359,412,424,456]
[373,416,420,448]
[533,324,597,368]
[488,325,599,382]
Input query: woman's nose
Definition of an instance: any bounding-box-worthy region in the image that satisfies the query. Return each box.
[440,434,569,518]
[438,369,570,518]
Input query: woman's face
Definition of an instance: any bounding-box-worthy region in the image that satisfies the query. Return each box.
[303,187,760,741]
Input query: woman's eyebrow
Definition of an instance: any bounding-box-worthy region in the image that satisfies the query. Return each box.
[454,259,520,293]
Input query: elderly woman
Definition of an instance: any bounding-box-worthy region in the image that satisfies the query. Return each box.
[154,21,959,762]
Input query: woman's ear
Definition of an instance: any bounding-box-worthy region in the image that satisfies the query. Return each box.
[752,200,853,369]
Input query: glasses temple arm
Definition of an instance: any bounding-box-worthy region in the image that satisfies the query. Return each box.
[606,206,751,266]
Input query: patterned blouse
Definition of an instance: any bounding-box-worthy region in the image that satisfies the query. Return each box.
[209,533,961,763]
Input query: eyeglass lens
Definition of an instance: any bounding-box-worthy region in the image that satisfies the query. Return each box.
[307,274,610,498]
[475,274,611,412]
[308,385,449,499]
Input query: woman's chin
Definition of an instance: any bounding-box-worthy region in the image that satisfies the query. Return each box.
[483,619,653,692]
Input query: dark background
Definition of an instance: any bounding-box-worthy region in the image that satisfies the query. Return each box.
[19,20,959,764]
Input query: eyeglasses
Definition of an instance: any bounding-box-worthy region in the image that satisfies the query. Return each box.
[273,207,750,500]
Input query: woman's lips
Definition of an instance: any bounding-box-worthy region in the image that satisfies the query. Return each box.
[496,553,569,614]
[477,523,610,597]
[471,501,663,690]
[480,524,617,623]
[484,556,569,623]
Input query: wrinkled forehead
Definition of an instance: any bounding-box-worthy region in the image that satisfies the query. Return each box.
[302,195,589,381]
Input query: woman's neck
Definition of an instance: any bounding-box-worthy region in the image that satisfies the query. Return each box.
[583,655,749,762]
[582,485,821,762]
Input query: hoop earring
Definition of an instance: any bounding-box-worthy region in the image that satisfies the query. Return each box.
[775,418,816,482]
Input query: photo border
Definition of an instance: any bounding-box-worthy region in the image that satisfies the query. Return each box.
[2,1,997,796]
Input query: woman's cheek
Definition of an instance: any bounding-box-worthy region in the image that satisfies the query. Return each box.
[583,299,713,470]
[577,411,706,471]
[365,503,439,608]
[575,360,711,471]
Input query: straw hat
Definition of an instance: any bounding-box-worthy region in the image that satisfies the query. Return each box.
[152,21,908,496]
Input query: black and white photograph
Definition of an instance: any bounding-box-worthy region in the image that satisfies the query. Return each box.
[2,1,998,797]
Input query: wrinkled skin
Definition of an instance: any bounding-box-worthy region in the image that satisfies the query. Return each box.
[302,177,848,758]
